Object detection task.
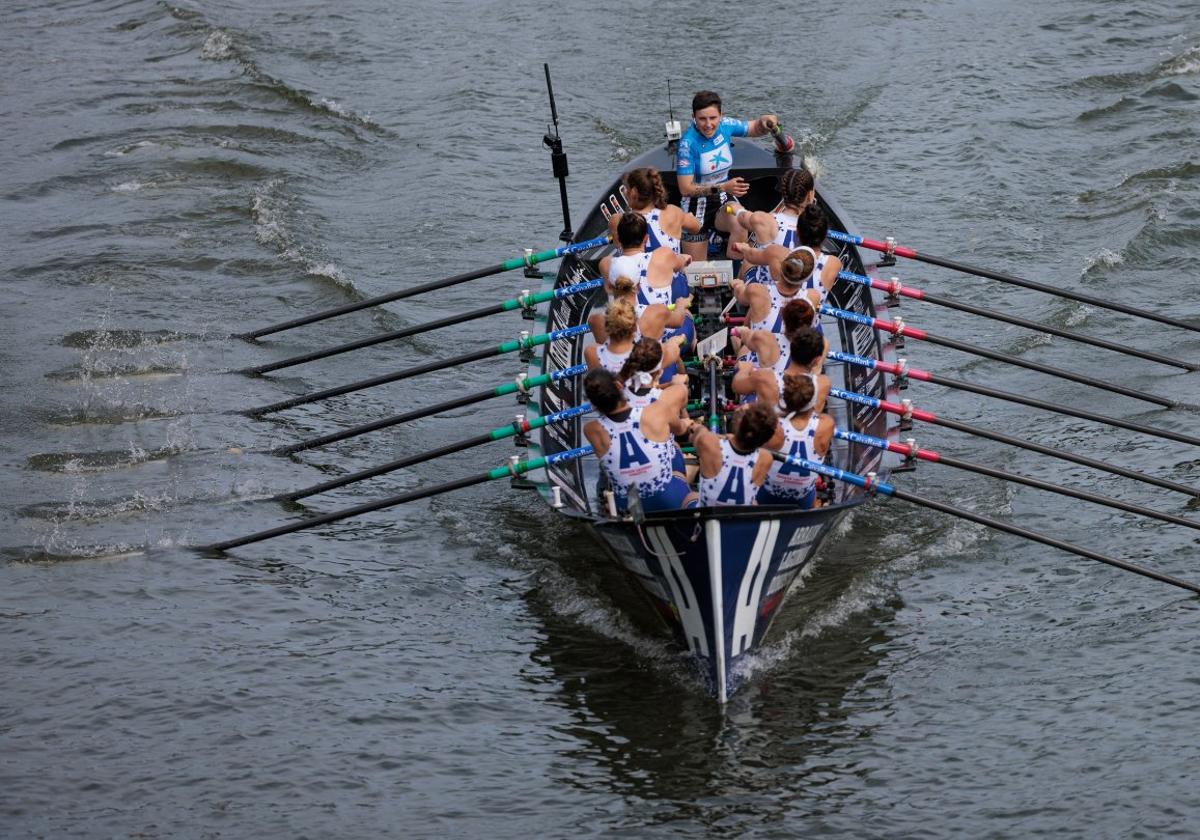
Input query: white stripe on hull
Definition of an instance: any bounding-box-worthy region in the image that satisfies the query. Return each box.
[705,519,727,704]
[731,519,780,657]
[649,526,710,658]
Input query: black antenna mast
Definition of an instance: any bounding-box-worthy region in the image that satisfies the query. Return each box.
[542,64,573,244]
[664,79,682,148]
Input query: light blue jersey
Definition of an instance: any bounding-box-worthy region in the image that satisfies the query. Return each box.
[676,117,750,186]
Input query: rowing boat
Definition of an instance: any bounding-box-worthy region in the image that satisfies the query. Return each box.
[523,139,905,702]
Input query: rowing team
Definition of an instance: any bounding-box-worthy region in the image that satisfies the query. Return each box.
[579,165,845,513]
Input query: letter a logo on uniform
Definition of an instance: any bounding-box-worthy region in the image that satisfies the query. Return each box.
[716,467,745,504]
[618,432,651,470]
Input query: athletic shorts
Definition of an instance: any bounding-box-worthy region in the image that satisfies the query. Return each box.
[680,192,732,242]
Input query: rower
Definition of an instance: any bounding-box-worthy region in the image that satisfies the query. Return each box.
[690,402,777,507]
[757,372,834,508]
[599,212,695,352]
[618,337,690,476]
[734,325,831,413]
[730,169,816,282]
[587,275,672,345]
[583,368,697,513]
[585,299,638,374]
[795,204,841,309]
[728,245,818,338]
[608,166,700,254]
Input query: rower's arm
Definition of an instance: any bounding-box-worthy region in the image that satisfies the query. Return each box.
[583,420,610,458]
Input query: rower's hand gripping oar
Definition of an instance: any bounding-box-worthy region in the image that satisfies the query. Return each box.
[241,279,603,376]
[769,450,1200,596]
[239,234,609,341]
[837,269,1196,372]
[199,446,593,553]
[245,324,590,417]
[828,229,1200,335]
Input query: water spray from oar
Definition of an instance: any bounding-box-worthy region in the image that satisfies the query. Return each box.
[837,270,1196,372]
[832,427,1200,533]
[769,450,1200,596]
[830,386,1199,498]
[239,234,608,341]
[271,364,588,456]
[827,350,1200,448]
[242,279,603,376]
[828,230,1200,334]
[245,325,589,417]
[819,303,1188,411]
[200,446,593,553]
[278,405,592,501]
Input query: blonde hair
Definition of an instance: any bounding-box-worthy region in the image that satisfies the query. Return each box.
[604,299,637,342]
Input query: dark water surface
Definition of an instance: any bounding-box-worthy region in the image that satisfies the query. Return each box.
[3,0,1200,836]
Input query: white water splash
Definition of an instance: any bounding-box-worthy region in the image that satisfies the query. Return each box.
[1081,247,1124,276]
[200,29,235,61]
[1160,45,1200,77]
[112,180,152,193]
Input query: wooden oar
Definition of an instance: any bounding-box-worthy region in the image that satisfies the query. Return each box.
[832,428,1200,532]
[828,230,1200,334]
[245,325,589,417]
[837,270,1196,372]
[270,364,588,455]
[820,304,1187,411]
[242,279,603,376]
[239,234,609,340]
[278,405,592,501]
[827,350,1200,448]
[830,386,1199,498]
[200,445,593,553]
[769,451,1200,595]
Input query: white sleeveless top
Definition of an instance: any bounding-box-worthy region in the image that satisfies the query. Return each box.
[762,412,821,501]
[749,281,800,334]
[607,251,651,287]
[699,438,762,507]
[804,253,831,308]
[597,411,677,504]
[771,211,798,248]
[624,385,661,411]
[595,342,630,375]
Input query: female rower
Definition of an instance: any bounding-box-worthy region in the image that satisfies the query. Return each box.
[731,169,816,281]
[734,325,830,413]
[587,275,672,345]
[690,401,777,507]
[583,368,697,513]
[795,203,841,307]
[585,299,638,374]
[728,246,818,336]
[676,90,779,261]
[608,166,700,254]
[599,212,695,351]
[618,337,690,475]
[757,373,834,508]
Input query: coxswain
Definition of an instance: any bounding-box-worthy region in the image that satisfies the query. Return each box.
[676,90,779,261]
[583,368,697,513]
[757,372,834,508]
[690,401,777,507]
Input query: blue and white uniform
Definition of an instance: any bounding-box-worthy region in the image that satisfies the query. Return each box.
[641,209,680,254]
[803,252,832,308]
[597,410,690,513]
[699,438,762,507]
[624,385,686,475]
[607,251,651,291]
[749,281,801,335]
[594,342,630,375]
[758,412,822,507]
[745,212,799,284]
